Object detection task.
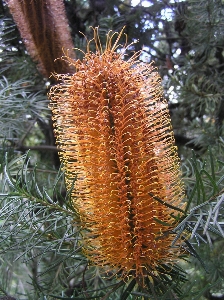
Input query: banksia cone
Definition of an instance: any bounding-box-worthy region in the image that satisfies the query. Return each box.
[7,0,74,78]
[49,29,184,280]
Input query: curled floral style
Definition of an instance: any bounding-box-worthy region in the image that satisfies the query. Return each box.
[49,29,184,280]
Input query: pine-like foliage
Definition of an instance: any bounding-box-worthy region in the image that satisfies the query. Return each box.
[0,16,50,154]
[1,0,224,299]
[170,0,224,152]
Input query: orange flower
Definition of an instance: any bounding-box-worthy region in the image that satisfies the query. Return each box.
[49,28,184,279]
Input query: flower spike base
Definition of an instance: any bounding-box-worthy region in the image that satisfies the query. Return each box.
[49,28,184,282]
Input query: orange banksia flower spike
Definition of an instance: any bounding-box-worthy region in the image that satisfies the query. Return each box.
[49,28,184,281]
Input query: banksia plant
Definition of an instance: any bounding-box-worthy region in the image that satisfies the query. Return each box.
[6,0,74,77]
[49,29,185,283]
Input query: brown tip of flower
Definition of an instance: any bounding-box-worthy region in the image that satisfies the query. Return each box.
[49,28,184,279]
[7,0,75,78]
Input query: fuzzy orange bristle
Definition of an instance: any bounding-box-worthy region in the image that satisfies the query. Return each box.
[49,28,184,279]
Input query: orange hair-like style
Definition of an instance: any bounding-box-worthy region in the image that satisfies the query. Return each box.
[49,28,184,280]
